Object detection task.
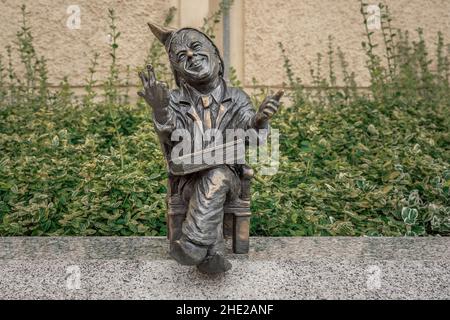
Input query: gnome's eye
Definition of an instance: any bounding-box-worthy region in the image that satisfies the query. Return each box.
[177,53,186,62]
[192,42,202,51]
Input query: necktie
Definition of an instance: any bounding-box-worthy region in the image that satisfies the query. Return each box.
[201,96,212,129]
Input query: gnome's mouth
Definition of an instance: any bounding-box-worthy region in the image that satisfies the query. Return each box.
[186,56,208,72]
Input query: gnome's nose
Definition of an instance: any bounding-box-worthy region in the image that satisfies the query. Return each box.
[186,49,194,58]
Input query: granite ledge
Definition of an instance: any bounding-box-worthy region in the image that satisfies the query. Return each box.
[1,237,449,299]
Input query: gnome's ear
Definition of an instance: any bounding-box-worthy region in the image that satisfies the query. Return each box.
[147,22,174,46]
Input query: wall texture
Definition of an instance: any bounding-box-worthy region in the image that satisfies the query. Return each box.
[0,0,176,88]
[243,0,450,87]
[1,0,449,90]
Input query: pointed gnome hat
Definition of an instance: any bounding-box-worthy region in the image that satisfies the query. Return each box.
[147,22,224,87]
[147,22,175,48]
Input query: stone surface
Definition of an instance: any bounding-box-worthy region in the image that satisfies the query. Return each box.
[1,237,450,299]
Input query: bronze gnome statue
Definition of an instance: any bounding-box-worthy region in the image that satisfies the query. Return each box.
[138,22,283,273]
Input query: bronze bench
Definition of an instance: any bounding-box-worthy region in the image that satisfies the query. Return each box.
[166,165,253,254]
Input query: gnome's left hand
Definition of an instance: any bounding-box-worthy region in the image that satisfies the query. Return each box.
[253,90,284,129]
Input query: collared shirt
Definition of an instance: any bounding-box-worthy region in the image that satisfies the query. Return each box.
[181,81,224,130]
[152,79,265,176]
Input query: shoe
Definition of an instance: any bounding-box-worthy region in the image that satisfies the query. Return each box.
[170,238,208,266]
[197,254,232,274]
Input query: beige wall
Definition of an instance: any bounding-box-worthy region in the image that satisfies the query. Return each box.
[1,0,449,90]
[242,0,450,88]
[0,0,177,88]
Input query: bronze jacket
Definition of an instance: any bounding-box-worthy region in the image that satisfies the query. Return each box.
[153,79,266,176]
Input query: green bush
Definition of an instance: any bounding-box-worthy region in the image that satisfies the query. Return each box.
[0,3,449,236]
[251,97,449,236]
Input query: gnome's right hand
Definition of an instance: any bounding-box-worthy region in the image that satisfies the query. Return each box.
[138,64,170,122]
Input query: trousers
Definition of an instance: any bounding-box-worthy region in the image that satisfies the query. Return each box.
[179,165,241,251]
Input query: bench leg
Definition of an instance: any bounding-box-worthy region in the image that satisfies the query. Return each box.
[167,213,185,243]
[233,215,250,254]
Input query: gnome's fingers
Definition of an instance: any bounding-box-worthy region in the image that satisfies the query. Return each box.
[263,104,278,118]
[272,90,284,102]
[156,81,168,91]
[159,81,168,90]
[146,64,157,86]
[262,109,275,118]
[264,102,278,114]
[138,71,148,87]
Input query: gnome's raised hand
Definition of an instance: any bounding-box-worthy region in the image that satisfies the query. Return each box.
[253,90,284,129]
[138,64,170,123]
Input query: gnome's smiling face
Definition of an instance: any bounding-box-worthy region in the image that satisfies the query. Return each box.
[168,29,221,85]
